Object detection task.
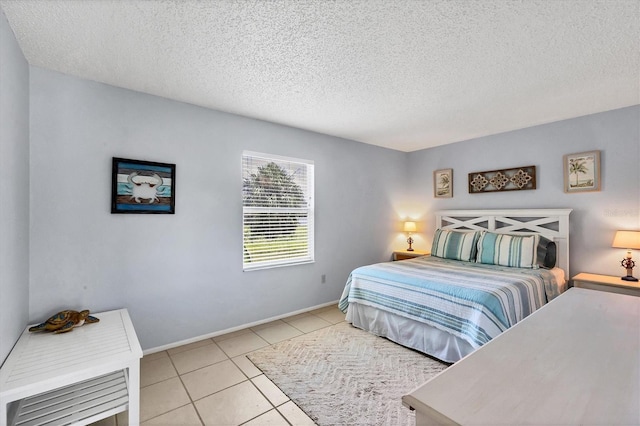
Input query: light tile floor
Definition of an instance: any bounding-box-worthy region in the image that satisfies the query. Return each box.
[93,305,345,426]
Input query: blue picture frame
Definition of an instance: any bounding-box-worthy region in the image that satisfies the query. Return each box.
[111,157,176,214]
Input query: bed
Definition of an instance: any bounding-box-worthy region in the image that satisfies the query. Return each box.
[339,209,572,362]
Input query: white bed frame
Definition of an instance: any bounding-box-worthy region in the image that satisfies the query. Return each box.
[436,209,572,279]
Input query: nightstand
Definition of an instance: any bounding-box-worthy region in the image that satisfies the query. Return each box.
[572,272,640,297]
[393,249,430,261]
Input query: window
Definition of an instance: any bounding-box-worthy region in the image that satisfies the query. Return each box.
[242,151,314,270]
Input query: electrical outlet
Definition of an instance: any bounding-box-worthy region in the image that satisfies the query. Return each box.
[321,274,326,284]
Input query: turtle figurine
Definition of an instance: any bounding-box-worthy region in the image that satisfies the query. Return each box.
[29,309,100,334]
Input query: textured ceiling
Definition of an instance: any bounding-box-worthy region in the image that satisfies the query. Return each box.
[1,0,639,152]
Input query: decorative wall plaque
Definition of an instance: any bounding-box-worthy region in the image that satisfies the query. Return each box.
[563,150,600,193]
[111,157,176,214]
[468,165,536,194]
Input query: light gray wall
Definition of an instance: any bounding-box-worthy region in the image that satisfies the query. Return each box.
[28,67,409,350]
[0,10,30,365]
[407,106,640,279]
[6,30,638,356]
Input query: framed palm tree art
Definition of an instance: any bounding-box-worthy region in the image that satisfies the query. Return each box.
[434,168,453,198]
[563,150,601,193]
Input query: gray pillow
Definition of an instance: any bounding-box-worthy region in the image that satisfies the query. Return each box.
[537,236,557,269]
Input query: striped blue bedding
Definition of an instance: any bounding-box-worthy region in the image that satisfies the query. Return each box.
[338,256,559,349]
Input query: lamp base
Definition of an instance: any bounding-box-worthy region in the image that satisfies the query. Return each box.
[620,258,637,282]
[406,236,414,251]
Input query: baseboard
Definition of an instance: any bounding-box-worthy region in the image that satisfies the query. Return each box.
[143,299,340,356]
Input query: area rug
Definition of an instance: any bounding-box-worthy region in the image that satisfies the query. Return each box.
[248,322,449,425]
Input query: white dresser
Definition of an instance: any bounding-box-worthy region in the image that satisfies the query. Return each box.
[1,309,142,426]
[403,288,640,425]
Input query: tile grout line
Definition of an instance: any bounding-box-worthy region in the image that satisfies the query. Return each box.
[149,349,206,426]
[177,332,290,424]
[237,343,300,425]
[125,307,344,425]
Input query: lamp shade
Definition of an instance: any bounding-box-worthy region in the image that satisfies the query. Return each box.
[612,230,640,250]
[404,221,417,233]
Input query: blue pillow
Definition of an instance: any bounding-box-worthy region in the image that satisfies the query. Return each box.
[476,232,539,268]
[431,229,480,262]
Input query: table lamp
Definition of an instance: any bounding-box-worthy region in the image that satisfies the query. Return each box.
[612,230,640,282]
[404,221,417,251]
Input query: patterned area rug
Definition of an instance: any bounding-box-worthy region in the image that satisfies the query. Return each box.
[248,322,448,425]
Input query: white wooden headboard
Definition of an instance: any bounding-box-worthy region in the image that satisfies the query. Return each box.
[436,209,573,278]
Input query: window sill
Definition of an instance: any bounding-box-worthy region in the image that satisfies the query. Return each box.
[243,259,315,272]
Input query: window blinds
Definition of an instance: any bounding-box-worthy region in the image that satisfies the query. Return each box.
[242,151,314,270]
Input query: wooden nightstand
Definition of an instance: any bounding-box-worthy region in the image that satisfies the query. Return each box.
[572,272,640,297]
[393,250,430,261]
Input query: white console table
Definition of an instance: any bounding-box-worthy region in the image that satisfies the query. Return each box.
[1,309,142,426]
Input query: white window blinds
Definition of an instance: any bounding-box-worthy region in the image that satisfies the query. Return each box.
[242,151,314,270]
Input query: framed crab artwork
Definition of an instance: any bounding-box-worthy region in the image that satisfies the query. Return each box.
[111,157,176,214]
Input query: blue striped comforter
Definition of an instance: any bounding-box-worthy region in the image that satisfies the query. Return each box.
[338,256,559,348]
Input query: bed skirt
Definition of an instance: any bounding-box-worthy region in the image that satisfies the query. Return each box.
[346,302,476,363]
